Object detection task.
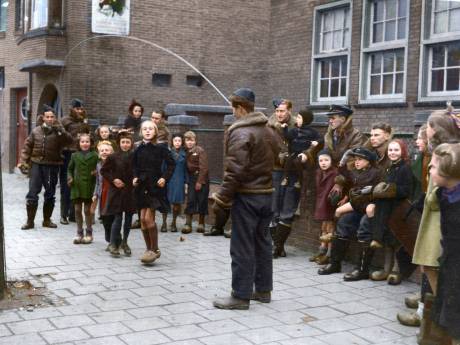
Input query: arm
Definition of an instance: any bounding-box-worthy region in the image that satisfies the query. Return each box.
[161,148,176,182]
[19,132,34,166]
[197,147,209,185]
[100,155,116,183]
[67,154,75,185]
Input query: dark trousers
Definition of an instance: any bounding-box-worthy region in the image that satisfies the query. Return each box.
[336,211,372,242]
[101,215,115,243]
[110,212,133,246]
[59,150,74,219]
[26,163,59,206]
[231,193,273,300]
[271,170,301,226]
[185,175,209,215]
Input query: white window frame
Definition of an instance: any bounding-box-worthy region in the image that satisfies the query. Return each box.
[310,0,351,105]
[419,0,460,102]
[426,42,460,97]
[0,0,8,32]
[359,0,409,104]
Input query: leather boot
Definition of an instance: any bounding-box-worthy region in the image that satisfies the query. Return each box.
[170,205,179,232]
[60,201,69,225]
[343,242,374,281]
[370,247,394,281]
[181,214,192,234]
[160,213,168,232]
[417,294,451,345]
[318,238,348,275]
[21,204,37,230]
[204,207,228,236]
[213,296,249,310]
[273,223,290,258]
[42,201,57,228]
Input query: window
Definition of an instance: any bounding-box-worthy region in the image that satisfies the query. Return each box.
[359,0,409,103]
[186,75,204,87]
[15,0,23,31]
[0,0,9,32]
[0,67,4,89]
[152,73,171,87]
[419,0,460,101]
[24,0,63,31]
[311,1,351,104]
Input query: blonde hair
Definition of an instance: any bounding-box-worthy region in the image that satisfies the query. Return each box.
[183,131,196,140]
[140,120,158,143]
[428,105,460,148]
[96,140,114,151]
[433,143,460,179]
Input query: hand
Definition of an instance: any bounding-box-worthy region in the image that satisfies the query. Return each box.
[195,182,202,191]
[337,196,348,207]
[17,163,29,175]
[280,123,288,128]
[132,177,139,187]
[91,170,96,176]
[329,184,343,199]
[360,185,373,195]
[67,177,73,186]
[372,182,397,199]
[298,153,308,163]
[339,149,353,167]
[92,195,97,202]
[113,179,125,188]
[311,141,318,147]
[157,178,166,188]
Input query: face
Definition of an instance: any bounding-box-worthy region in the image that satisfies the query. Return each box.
[318,154,332,170]
[275,103,290,123]
[426,122,435,143]
[79,136,91,151]
[429,154,449,187]
[296,114,303,127]
[141,122,156,141]
[73,107,84,117]
[43,111,55,126]
[388,141,402,162]
[354,157,370,170]
[370,128,390,148]
[151,112,162,125]
[416,131,427,153]
[185,137,196,149]
[329,115,346,130]
[99,127,110,139]
[172,137,183,150]
[119,138,132,152]
[98,144,113,160]
[232,105,246,119]
[132,106,143,119]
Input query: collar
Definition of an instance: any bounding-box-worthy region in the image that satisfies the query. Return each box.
[441,183,460,203]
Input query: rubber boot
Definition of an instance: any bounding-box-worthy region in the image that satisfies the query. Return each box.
[60,201,69,225]
[21,204,37,230]
[318,238,349,275]
[343,242,374,281]
[42,201,57,228]
[181,214,192,234]
[160,213,168,232]
[204,207,228,236]
[273,223,290,258]
[417,294,451,345]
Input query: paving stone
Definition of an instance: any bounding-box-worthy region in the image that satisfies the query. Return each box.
[0,324,12,337]
[74,336,127,345]
[196,308,241,321]
[233,315,282,329]
[163,292,204,304]
[120,329,172,345]
[267,310,306,324]
[56,304,101,316]
[343,313,390,328]
[125,306,171,319]
[299,307,346,320]
[199,333,253,345]
[199,319,248,335]
[331,301,375,315]
[160,312,208,326]
[160,324,210,341]
[351,326,402,343]
[163,302,207,314]
[40,327,91,343]
[49,315,96,328]
[280,337,328,345]
[0,312,22,323]
[83,321,132,337]
[89,310,135,323]
[309,318,360,333]
[17,307,63,320]
[316,331,371,345]
[0,333,47,345]
[8,318,56,334]
[92,299,138,311]
[238,327,291,344]
[97,289,138,301]
[129,295,171,307]
[123,316,171,331]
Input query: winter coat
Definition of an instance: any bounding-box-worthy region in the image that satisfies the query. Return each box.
[68,151,98,200]
[100,151,137,215]
[412,177,441,267]
[20,122,73,165]
[283,125,322,155]
[411,152,430,200]
[157,122,170,145]
[123,116,142,142]
[94,161,111,216]
[432,185,460,339]
[364,138,393,179]
[167,148,187,204]
[214,112,280,208]
[61,113,91,151]
[314,167,338,221]
[186,145,209,185]
[267,112,297,170]
[324,116,367,166]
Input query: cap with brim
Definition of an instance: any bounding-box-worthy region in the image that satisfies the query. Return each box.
[326,104,353,117]
[70,98,84,108]
[349,147,377,162]
[230,88,255,104]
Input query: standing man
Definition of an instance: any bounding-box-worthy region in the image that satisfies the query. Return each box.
[151,110,170,146]
[213,88,278,310]
[59,99,91,224]
[18,105,73,229]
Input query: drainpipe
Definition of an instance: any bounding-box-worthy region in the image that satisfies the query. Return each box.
[27,72,32,134]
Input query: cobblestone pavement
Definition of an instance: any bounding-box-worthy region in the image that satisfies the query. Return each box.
[0,172,419,345]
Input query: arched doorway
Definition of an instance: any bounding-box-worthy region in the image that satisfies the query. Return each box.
[37,84,62,118]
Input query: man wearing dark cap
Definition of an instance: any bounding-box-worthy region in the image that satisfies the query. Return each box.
[59,98,91,224]
[212,88,279,310]
[18,105,73,230]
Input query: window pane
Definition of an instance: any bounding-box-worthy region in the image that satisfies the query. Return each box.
[449,8,460,32]
[447,42,460,67]
[340,78,347,96]
[432,45,446,68]
[0,0,8,32]
[323,32,332,51]
[395,73,404,93]
[446,69,460,91]
[331,79,339,97]
[333,31,342,50]
[341,58,348,76]
[396,50,405,71]
[371,75,381,94]
[435,0,449,11]
[383,52,395,72]
[397,18,406,39]
[373,22,384,43]
[31,0,48,29]
[371,53,382,73]
[334,8,344,30]
[434,11,448,34]
[374,1,384,22]
[331,59,340,77]
[451,1,460,9]
[383,75,394,94]
[343,28,350,48]
[320,80,329,97]
[386,0,397,19]
[385,20,396,41]
[321,61,330,78]
[398,0,407,17]
[324,11,333,31]
[431,70,445,91]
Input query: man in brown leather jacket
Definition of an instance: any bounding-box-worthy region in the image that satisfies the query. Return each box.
[213,88,279,310]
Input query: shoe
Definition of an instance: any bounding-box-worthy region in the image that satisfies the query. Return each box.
[140,250,155,264]
[397,310,421,327]
[81,235,93,244]
[273,223,291,259]
[160,223,167,233]
[181,224,192,234]
[370,240,383,249]
[343,242,374,282]
[42,220,57,228]
[315,255,330,265]
[73,235,83,244]
[317,237,348,275]
[131,219,141,229]
[152,249,161,260]
[224,229,232,238]
[21,204,37,230]
[281,178,288,186]
[370,270,390,281]
[250,291,271,303]
[121,242,131,256]
[109,244,120,257]
[294,181,301,189]
[196,224,205,233]
[319,233,335,243]
[170,224,178,232]
[60,217,69,225]
[213,296,249,310]
[309,252,323,262]
[105,244,110,252]
[203,226,224,236]
[417,294,449,344]
[405,293,421,309]
[318,262,341,275]
[387,271,402,285]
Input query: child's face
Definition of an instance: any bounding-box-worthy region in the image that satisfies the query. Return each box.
[416,132,427,153]
[119,138,132,152]
[296,114,303,127]
[132,106,143,119]
[141,122,156,141]
[151,112,162,125]
[388,142,402,162]
[429,154,449,187]
[172,137,183,150]
[185,137,196,149]
[99,127,110,140]
[318,154,332,170]
[354,157,370,170]
[79,136,91,151]
[98,144,113,160]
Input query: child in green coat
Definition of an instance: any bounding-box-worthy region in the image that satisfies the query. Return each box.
[68,133,98,244]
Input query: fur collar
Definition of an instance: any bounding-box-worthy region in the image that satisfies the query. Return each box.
[267,112,296,131]
[228,112,268,132]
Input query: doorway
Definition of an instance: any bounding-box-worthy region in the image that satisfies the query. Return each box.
[15,88,28,165]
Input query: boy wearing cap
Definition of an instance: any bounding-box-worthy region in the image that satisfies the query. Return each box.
[18,105,73,230]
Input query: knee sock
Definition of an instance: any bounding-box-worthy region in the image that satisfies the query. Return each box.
[75,203,83,234]
[148,224,158,251]
[84,202,92,235]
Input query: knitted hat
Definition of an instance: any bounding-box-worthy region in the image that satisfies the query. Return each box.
[70,98,84,108]
[298,108,314,125]
[230,88,255,104]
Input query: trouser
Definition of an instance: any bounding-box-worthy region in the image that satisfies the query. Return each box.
[60,150,74,219]
[278,172,301,226]
[271,170,283,223]
[231,193,273,300]
[26,163,59,206]
[282,154,304,185]
[185,175,209,215]
[110,212,133,247]
[101,215,115,243]
[336,211,372,242]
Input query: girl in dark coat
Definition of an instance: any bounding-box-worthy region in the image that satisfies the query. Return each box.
[132,120,175,264]
[101,131,137,257]
[166,134,187,232]
[123,99,144,143]
[430,143,460,342]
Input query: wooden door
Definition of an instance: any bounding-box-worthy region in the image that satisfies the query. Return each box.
[15,88,28,165]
